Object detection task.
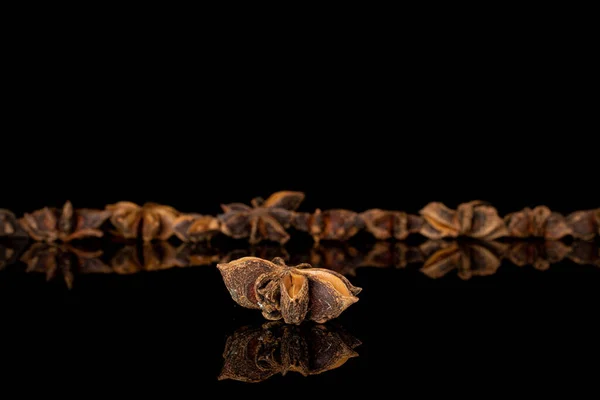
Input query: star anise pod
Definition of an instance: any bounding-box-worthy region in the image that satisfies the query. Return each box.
[172,213,221,242]
[19,201,111,242]
[359,209,423,240]
[504,206,572,239]
[566,209,600,240]
[219,322,360,383]
[107,202,179,241]
[218,191,305,244]
[217,256,361,325]
[419,201,508,240]
[293,209,364,242]
[0,209,28,238]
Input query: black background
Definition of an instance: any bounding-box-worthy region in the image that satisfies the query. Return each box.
[2,35,599,395]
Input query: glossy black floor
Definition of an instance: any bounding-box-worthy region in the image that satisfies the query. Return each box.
[3,95,599,395]
[2,235,599,395]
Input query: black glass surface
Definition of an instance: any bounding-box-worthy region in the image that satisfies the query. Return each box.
[3,53,598,395]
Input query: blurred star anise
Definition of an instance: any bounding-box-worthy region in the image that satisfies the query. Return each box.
[19,201,111,242]
[420,201,507,240]
[0,209,27,237]
[504,206,572,239]
[107,202,179,241]
[218,191,305,244]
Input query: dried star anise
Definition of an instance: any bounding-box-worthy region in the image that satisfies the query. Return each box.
[217,256,361,325]
[19,201,111,242]
[107,202,179,241]
[219,322,360,383]
[566,209,600,240]
[504,206,572,239]
[172,213,221,242]
[419,201,508,240]
[293,209,364,242]
[0,209,27,237]
[218,191,305,244]
[359,209,423,240]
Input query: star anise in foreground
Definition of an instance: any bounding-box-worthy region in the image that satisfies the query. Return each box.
[217,256,361,325]
[19,201,111,242]
[419,201,508,240]
[218,191,305,244]
[107,202,180,241]
[219,322,360,383]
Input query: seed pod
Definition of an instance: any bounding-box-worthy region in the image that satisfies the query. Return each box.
[19,202,111,242]
[217,256,361,325]
[107,202,179,241]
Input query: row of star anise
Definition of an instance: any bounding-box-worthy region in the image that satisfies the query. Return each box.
[1,191,598,243]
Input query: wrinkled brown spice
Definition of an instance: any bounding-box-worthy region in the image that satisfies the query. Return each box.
[4,192,599,242]
[217,256,361,324]
[0,209,27,237]
[219,322,360,383]
[504,206,572,239]
[419,201,508,240]
[19,201,111,242]
[218,191,305,244]
[107,202,179,241]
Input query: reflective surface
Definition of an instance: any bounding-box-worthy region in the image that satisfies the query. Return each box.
[1,238,599,287]
[2,237,599,393]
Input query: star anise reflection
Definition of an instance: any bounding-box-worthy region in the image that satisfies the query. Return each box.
[420,240,508,280]
[5,239,600,287]
[20,243,109,288]
[0,239,29,271]
[110,242,221,273]
[219,322,360,383]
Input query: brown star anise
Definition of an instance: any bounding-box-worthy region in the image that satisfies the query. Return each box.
[504,206,572,239]
[293,209,364,242]
[219,322,360,383]
[217,256,361,325]
[218,191,305,244]
[0,209,27,237]
[419,201,508,240]
[172,213,221,242]
[19,201,111,242]
[106,202,179,241]
[566,209,600,240]
[359,209,424,240]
